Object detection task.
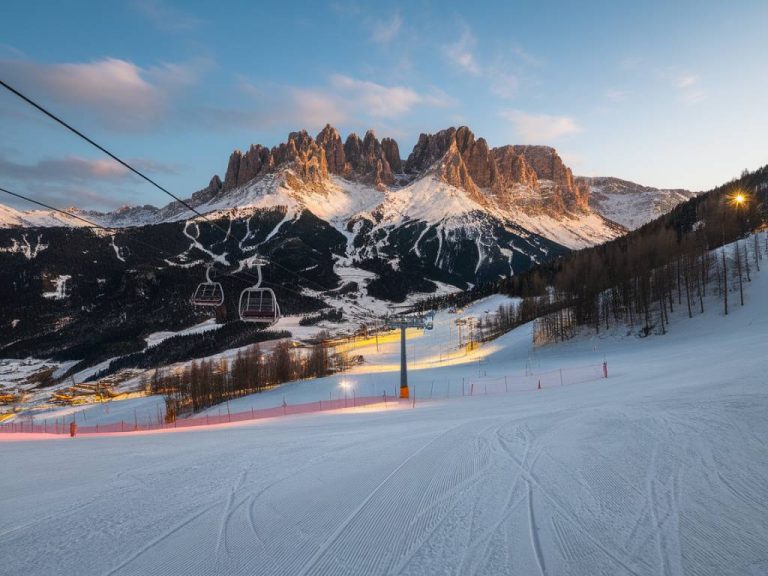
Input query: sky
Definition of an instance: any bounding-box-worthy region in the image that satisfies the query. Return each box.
[1,0,767,211]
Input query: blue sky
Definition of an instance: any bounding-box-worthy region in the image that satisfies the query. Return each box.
[1,0,767,211]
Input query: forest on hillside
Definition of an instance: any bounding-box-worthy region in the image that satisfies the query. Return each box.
[505,165,768,339]
[414,165,768,340]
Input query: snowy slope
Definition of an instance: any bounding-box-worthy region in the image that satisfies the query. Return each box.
[583,176,698,230]
[3,249,768,575]
[0,171,622,249]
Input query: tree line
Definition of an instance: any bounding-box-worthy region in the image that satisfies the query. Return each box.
[155,335,335,420]
[504,168,767,341]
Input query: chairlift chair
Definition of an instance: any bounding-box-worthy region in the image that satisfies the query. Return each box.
[192,265,224,307]
[239,257,281,326]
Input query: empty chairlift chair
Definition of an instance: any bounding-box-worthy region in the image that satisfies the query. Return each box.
[238,257,281,326]
[192,266,224,307]
[239,287,280,325]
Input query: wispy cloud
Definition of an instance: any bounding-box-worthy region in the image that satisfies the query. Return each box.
[0,154,179,184]
[605,88,629,102]
[490,72,520,99]
[619,56,644,70]
[330,74,454,116]
[0,57,207,132]
[0,153,179,211]
[443,24,481,76]
[227,74,456,132]
[371,11,402,44]
[443,22,539,101]
[664,69,706,104]
[501,110,581,142]
[132,0,201,32]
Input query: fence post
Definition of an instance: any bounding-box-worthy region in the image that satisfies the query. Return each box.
[412,385,416,408]
[69,421,77,438]
[383,391,387,406]
[470,383,474,396]
[559,369,564,386]
[603,361,608,378]
[282,397,287,415]
[227,400,232,423]
[462,377,465,396]
[537,379,541,390]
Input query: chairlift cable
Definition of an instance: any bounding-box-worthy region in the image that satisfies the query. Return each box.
[0,79,381,317]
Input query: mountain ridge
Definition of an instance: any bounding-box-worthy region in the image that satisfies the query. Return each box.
[1,124,632,249]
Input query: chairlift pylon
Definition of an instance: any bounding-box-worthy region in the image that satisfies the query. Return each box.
[191,264,224,307]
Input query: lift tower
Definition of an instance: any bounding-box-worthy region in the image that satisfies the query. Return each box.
[386,312,434,399]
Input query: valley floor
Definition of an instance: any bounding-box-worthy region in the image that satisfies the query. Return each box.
[2,265,768,575]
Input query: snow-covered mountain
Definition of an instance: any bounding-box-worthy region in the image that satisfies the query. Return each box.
[1,125,625,249]
[580,176,698,230]
[0,125,695,373]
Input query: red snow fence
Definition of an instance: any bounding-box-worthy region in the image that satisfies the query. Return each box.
[465,362,607,397]
[0,363,608,437]
[0,394,407,437]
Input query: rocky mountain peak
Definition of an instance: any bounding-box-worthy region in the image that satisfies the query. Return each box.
[223,144,271,191]
[316,124,346,175]
[509,145,589,212]
[403,126,590,216]
[381,138,402,173]
[344,131,393,186]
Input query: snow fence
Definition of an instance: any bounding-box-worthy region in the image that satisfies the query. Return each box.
[0,363,607,436]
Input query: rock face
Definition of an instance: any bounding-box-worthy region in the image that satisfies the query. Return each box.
[223,145,271,191]
[509,145,589,212]
[404,129,458,174]
[344,131,394,186]
[222,132,329,191]
[316,124,346,175]
[404,126,589,216]
[217,124,589,217]
[381,138,402,173]
[190,175,223,205]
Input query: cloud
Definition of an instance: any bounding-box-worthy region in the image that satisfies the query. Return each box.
[1,182,141,212]
[670,72,705,103]
[674,74,698,89]
[443,25,481,76]
[132,0,201,31]
[490,72,520,99]
[443,23,539,101]
[330,74,432,117]
[652,68,706,105]
[371,11,402,44]
[605,88,628,102]
[0,57,205,131]
[227,74,456,132]
[619,56,644,70]
[501,110,581,142]
[0,154,178,184]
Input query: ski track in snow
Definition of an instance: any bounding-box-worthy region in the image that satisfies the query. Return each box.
[3,259,768,575]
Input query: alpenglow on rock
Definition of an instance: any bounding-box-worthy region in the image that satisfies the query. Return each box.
[404,126,589,216]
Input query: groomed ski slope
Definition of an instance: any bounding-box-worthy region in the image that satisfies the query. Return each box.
[3,261,768,575]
